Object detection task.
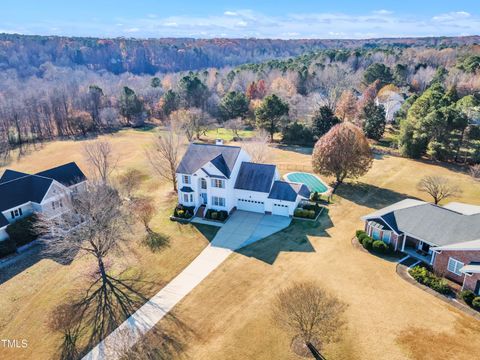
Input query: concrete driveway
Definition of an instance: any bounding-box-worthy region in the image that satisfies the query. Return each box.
[84,210,291,360]
[211,210,291,250]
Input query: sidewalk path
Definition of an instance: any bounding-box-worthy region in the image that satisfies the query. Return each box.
[83,211,291,359]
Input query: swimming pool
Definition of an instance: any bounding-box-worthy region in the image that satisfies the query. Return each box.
[284,172,329,193]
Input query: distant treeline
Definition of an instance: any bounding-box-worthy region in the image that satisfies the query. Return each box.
[1,34,480,76]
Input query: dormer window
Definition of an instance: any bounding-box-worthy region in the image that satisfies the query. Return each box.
[183,175,191,184]
[211,179,225,188]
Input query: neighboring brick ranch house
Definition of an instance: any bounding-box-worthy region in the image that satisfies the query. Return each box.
[0,162,87,242]
[176,141,310,217]
[362,199,480,294]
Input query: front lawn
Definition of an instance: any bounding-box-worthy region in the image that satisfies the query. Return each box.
[0,129,211,359]
[148,150,480,360]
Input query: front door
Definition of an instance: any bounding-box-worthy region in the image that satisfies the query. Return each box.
[201,193,208,204]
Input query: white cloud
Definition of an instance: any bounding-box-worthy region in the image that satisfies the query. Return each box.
[8,9,480,39]
[373,10,393,15]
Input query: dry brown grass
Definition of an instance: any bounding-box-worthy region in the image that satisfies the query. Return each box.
[149,147,480,360]
[0,129,213,359]
[1,131,480,359]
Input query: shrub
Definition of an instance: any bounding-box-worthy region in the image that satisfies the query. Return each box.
[310,192,321,202]
[459,290,476,305]
[218,210,229,221]
[302,203,317,211]
[356,230,366,238]
[173,205,194,219]
[472,297,480,310]
[307,210,316,219]
[362,236,374,250]
[0,237,16,257]
[294,208,303,217]
[211,211,218,220]
[409,266,450,295]
[6,214,40,247]
[357,233,370,245]
[372,240,389,253]
[281,122,314,145]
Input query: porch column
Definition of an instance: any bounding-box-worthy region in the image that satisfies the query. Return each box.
[401,234,406,252]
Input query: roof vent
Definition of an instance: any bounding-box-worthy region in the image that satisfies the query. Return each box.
[215,139,224,145]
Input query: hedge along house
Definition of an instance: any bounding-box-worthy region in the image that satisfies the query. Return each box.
[0,162,87,242]
[362,199,480,294]
[175,141,310,217]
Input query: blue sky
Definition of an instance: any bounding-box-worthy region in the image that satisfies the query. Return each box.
[1,1,479,39]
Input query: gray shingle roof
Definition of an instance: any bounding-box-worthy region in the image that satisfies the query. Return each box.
[0,175,53,212]
[234,162,276,193]
[0,214,8,227]
[268,181,311,202]
[176,143,241,178]
[366,201,480,246]
[0,162,86,215]
[0,169,29,184]
[36,162,86,186]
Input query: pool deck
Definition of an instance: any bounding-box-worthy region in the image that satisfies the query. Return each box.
[283,172,331,194]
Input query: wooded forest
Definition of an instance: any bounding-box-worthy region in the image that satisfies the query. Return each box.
[1,34,480,164]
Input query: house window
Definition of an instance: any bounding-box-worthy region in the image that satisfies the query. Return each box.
[52,201,56,210]
[190,194,193,202]
[11,208,23,219]
[183,175,191,184]
[212,196,225,207]
[211,179,225,188]
[201,178,207,189]
[447,257,464,276]
[183,194,189,203]
[381,231,391,243]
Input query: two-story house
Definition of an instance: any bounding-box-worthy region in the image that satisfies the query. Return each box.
[175,141,310,217]
[0,162,87,241]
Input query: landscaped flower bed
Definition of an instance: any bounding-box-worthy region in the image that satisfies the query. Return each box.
[408,265,451,295]
[205,209,229,222]
[459,290,480,311]
[171,204,195,221]
[293,201,323,220]
[355,230,390,254]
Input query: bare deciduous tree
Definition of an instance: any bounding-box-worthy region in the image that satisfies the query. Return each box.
[470,164,480,180]
[241,130,273,163]
[146,126,185,191]
[39,182,128,287]
[417,176,462,204]
[272,281,346,356]
[83,140,117,183]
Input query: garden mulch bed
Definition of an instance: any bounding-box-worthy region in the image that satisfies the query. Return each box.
[396,261,480,321]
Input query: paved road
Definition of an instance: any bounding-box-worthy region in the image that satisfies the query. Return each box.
[83,211,291,360]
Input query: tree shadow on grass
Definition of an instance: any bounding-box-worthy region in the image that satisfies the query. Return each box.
[236,210,334,265]
[49,270,164,359]
[0,242,79,285]
[335,182,421,210]
[142,230,171,252]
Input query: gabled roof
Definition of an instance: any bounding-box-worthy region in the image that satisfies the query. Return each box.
[363,199,480,247]
[0,162,86,214]
[268,181,311,202]
[234,162,276,193]
[35,162,86,186]
[0,169,29,184]
[0,175,53,212]
[176,143,241,178]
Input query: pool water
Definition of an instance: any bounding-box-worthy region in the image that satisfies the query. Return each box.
[284,172,328,193]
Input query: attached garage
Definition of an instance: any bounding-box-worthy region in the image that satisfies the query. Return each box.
[272,202,290,216]
[237,198,265,213]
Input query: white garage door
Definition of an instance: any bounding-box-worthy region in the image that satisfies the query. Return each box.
[237,198,265,213]
[272,203,290,216]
